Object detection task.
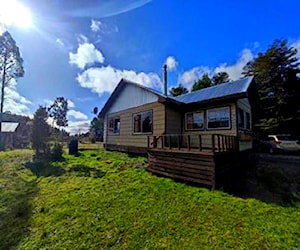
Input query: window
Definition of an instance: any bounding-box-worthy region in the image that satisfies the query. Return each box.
[245,112,251,130]
[238,108,245,129]
[133,110,152,134]
[238,108,251,130]
[108,117,120,134]
[207,107,230,129]
[185,111,204,130]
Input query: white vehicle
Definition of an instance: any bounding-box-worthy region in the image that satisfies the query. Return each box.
[261,135,300,154]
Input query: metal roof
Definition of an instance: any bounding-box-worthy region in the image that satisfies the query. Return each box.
[173,77,254,104]
[99,78,169,117]
[1,122,19,132]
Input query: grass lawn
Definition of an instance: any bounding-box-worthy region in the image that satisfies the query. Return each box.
[0,149,299,249]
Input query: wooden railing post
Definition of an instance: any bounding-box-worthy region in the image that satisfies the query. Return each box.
[187,135,191,151]
[217,135,221,152]
[153,136,157,148]
[177,135,181,150]
[147,136,150,148]
[212,134,215,152]
[169,135,172,149]
[198,135,202,151]
[161,136,164,149]
[221,135,225,151]
[235,136,239,151]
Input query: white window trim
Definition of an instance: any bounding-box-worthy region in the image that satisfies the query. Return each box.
[206,106,231,130]
[108,116,120,135]
[185,111,205,131]
[238,108,252,131]
[132,110,153,135]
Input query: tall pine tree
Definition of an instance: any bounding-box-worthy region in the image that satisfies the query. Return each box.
[243,39,300,136]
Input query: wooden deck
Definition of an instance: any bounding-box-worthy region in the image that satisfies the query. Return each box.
[147,134,240,189]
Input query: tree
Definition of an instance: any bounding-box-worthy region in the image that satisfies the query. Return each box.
[90,117,104,142]
[191,73,211,91]
[0,31,24,150]
[48,97,68,141]
[31,106,51,157]
[212,72,230,85]
[169,84,188,97]
[90,107,103,142]
[243,39,300,136]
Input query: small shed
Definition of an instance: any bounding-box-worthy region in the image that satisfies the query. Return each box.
[1,122,19,149]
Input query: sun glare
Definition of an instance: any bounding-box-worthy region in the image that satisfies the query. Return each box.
[0,0,32,29]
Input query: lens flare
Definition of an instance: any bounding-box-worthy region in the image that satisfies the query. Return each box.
[0,0,33,29]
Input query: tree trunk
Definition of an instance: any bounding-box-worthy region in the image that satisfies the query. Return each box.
[0,55,7,150]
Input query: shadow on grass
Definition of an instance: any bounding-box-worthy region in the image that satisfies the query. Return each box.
[216,152,300,206]
[25,160,66,177]
[0,170,39,249]
[68,165,105,178]
[25,159,105,179]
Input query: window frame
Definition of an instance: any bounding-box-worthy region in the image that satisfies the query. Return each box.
[238,108,251,131]
[238,108,245,129]
[185,111,205,131]
[107,116,120,135]
[245,112,251,130]
[206,106,231,130]
[132,110,153,135]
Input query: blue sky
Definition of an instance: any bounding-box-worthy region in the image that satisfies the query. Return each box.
[1,0,300,133]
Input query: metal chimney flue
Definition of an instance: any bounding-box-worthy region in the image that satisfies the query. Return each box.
[163,64,167,96]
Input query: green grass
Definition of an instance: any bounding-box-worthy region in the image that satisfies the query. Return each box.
[0,149,300,249]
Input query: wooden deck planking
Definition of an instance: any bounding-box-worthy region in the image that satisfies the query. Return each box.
[148,150,216,188]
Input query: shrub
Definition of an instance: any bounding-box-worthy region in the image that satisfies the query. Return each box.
[51,143,63,161]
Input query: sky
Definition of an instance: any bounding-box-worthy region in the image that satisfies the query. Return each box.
[1,0,300,134]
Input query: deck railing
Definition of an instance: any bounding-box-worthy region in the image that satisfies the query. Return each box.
[147,134,239,153]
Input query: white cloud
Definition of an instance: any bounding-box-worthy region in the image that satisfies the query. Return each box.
[77,34,89,44]
[69,43,105,69]
[3,80,32,115]
[65,120,90,135]
[291,39,300,60]
[165,56,178,71]
[43,99,75,109]
[68,110,88,120]
[214,49,254,80]
[68,99,75,108]
[43,99,53,107]
[91,19,102,32]
[178,48,254,89]
[47,111,90,135]
[56,38,64,47]
[178,66,211,90]
[76,65,162,95]
[91,19,119,35]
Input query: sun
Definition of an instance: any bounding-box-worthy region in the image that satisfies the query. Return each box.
[0,0,32,29]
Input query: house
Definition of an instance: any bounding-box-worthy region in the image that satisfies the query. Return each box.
[99,76,256,154]
[99,76,258,188]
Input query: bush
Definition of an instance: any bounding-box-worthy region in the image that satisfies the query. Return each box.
[51,143,63,161]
